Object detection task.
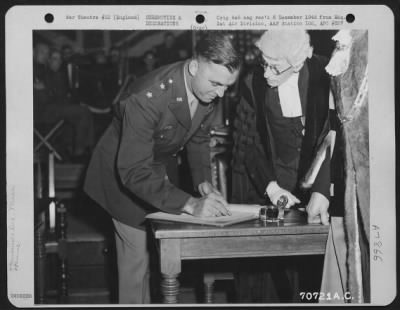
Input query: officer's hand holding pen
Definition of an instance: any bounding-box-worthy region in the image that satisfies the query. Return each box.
[198,181,231,216]
[182,182,231,217]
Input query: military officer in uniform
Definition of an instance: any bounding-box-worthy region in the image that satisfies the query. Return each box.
[84,31,241,303]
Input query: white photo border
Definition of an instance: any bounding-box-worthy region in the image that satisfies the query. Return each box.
[5,4,396,307]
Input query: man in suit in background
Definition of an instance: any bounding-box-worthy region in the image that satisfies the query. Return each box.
[84,31,241,304]
[231,29,331,302]
[33,42,94,160]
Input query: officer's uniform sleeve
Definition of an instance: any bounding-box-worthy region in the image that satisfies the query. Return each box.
[116,94,191,214]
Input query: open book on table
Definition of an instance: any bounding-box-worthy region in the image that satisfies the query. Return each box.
[145,204,262,227]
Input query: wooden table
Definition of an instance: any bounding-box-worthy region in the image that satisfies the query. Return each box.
[149,210,329,303]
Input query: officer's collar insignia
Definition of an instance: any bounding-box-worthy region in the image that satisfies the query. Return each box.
[160,83,166,90]
[146,91,153,98]
[176,97,183,102]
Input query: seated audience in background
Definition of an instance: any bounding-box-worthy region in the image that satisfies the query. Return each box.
[33,42,95,160]
[60,44,77,92]
[45,49,77,153]
[134,50,159,78]
[107,46,125,101]
[78,50,116,112]
[94,50,107,65]
[231,29,331,302]
[61,44,74,64]
[46,49,75,105]
[108,46,121,65]
[157,32,181,66]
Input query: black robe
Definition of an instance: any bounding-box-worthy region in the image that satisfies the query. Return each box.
[231,55,331,302]
[231,55,331,205]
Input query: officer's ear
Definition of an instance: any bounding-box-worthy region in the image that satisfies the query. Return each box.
[188,59,199,77]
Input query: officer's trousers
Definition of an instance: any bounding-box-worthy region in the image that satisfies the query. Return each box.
[112,219,150,304]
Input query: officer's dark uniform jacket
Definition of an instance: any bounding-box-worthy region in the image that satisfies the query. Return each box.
[231,55,331,205]
[84,61,220,229]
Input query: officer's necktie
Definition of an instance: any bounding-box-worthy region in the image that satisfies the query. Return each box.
[189,98,198,119]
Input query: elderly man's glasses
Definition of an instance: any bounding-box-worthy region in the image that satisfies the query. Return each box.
[259,57,293,75]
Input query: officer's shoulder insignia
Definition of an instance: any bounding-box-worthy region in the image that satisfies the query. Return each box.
[176,97,183,102]
[155,77,172,92]
[141,76,172,101]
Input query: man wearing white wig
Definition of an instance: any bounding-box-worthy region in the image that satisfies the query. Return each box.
[231,30,331,302]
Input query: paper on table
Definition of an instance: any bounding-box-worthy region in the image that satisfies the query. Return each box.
[145,204,263,227]
[227,204,263,215]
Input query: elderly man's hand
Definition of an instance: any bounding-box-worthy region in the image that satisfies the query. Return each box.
[306,192,330,225]
[266,181,300,207]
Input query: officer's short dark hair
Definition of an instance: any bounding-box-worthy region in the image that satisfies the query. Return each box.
[195,31,242,73]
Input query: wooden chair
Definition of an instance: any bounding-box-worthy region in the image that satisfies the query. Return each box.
[34,152,69,303]
[203,126,234,303]
[53,162,86,200]
[53,156,115,303]
[34,120,65,160]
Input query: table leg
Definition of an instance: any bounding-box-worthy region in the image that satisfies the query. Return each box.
[161,273,180,304]
[203,273,215,303]
[35,220,46,304]
[160,239,181,304]
[204,282,214,303]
